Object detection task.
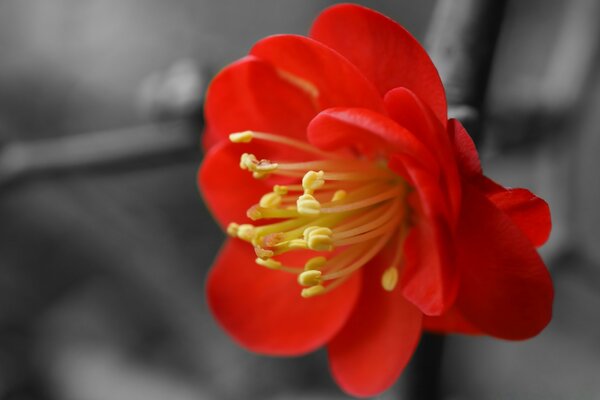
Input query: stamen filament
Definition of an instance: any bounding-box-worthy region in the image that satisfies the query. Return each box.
[334,213,401,247]
[321,186,403,213]
[232,130,345,160]
[323,227,397,281]
[333,200,400,240]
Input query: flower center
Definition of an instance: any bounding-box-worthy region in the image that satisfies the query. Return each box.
[227,131,411,298]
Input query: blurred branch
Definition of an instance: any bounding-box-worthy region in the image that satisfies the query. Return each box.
[426,0,507,141]
[0,120,199,189]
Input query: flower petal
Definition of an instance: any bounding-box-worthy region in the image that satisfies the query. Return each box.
[198,140,271,229]
[250,34,384,112]
[456,182,554,340]
[447,118,482,177]
[423,305,481,335]
[386,88,461,225]
[448,119,551,247]
[204,55,317,146]
[389,155,459,316]
[310,4,446,125]
[488,188,552,247]
[327,244,422,398]
[207,239,361,356]
[307,107,439,172]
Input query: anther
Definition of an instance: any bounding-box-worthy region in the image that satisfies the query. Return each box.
[287,239,308,250]
[273,185,288,195]
[259,192,282,209]
[237,224,255,242]
[303,226,333,251]
[297,193,321,216]
[229,131,253,143]
[381,266,399,292]
[226,222,239,237]
[298,270,322,286]
[331,190,347,202]
[256,258,282,270]
[246,206,263,221]
[254,246,274,259]
[302,170,325,194]
[301,284,326,298]
[261,233,285,247]
[304,256,327,270]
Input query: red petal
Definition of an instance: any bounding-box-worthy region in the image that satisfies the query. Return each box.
[386,88,461,224]
[488,188,552,247]
[389,155,459,316]
[205,55,317,144]
[198,140,270,229]
[423,305,481,335]
[250,34,384,112]
[310,4,447,125]
[307,107,439,172]
[456,182,554,340]
[327,244,422,398]
[207,240,361,355]
[447,118,482,177]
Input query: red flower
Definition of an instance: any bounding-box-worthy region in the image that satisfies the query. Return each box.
[199,4,553,397]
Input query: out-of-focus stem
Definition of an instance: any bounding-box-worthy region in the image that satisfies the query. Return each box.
[0,120,198,189]
[426,0,508,142]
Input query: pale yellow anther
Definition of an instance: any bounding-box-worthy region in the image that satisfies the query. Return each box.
[237,224,255,242]
[259,192,282,209]
[226,222,239,237]
[304,256,327,271]
[296,193,321,216]
[239,153,257,170]
[262,233,285,247]
[273,185,288,195]
[229,131,253,143]
[298,270,322,286]
[252,171,269,179]
[246,206,263,221]
[287,239,308,250]
[301,284,326,298]
[302,170,325,194]
[381,266,399,292]
[254,246,274,259]
[303,226,333,251]
[256,257,282,270]
[331,190,347,202]
[239,153,278,178]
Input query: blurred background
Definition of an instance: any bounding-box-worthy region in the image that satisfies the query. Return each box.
[1,0,599,399]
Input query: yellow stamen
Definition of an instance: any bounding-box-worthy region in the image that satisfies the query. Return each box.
[381,266,399,292]
[256,257,281,270]
[304,256,327,271]
[226,129,411,299]
[302,170,325,194]
[331,190,347,202]
[273,185,288,195]
[301,284,326,298]
[254,246,274,259]
[229,131,253,143]
[298,270,322,286]
[303,226,333,251]
[297,193,321,216]
[226,222,239,237]
[259,192,282,209]
[237,224,255,242]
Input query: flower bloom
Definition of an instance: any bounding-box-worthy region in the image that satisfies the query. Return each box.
[199,4,553,397]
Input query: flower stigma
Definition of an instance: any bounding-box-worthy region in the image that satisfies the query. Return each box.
[227,130,411,297]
